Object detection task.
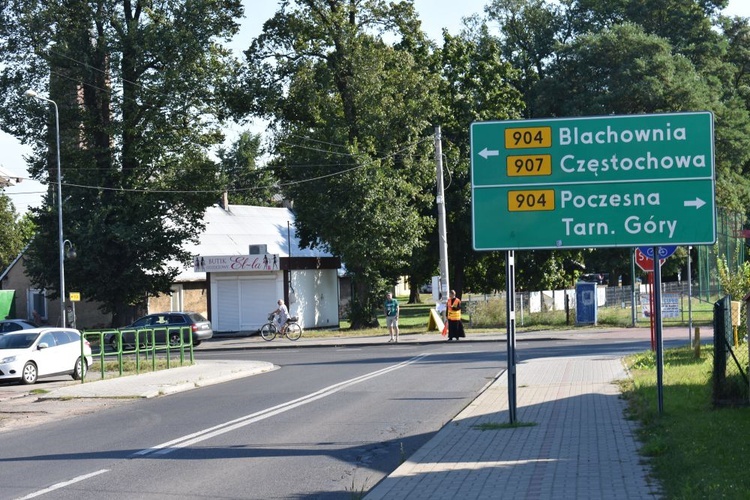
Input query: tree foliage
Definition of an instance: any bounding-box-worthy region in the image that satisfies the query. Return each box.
[0,0,242,324]
[3,0,749,323]
[434,25,524,293]
[0,194,33,270]
[217,131,278,206]
[534,23,713,116]
[486,0,750,285]
[717,256,750,301]
[244,0,440,327]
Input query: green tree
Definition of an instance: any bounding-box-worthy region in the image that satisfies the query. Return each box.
[713,16,750,215]
[0,0,242,325]
[717,256,750,301]
[568,0,728,72]
[545,2,750,214]
[0,194,33,270]
[536,22,717,283]
[217,131,277,206]
[434,25,525,294]
[534,23,713,117]
[485,0,565,117]
[485,0,750,289]
[244,0,439,328]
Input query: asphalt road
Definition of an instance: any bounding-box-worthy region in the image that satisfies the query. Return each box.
[0,341,507,499]
[0,328,696,499]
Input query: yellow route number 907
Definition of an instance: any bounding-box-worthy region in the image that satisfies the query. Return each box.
[506,155,552,177]
[508,189,555,212]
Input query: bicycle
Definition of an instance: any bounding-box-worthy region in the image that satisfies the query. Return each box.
[260,313,302,341]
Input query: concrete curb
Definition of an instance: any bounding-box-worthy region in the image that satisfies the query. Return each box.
[37,360,276,400]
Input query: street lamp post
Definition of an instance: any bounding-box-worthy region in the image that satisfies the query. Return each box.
[24,89,66,327]
[64,240,77,328]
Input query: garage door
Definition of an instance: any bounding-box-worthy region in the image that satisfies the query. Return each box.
[239,279,277,330]
[216,280,240,332]
[214,276,277,332]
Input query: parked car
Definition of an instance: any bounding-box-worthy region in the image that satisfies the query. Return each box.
[0,319,38,335]
[109,312,213,350]
[0,328,92,384]
[580,273,610,285]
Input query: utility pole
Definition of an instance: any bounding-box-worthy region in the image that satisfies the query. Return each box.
[434,126,450,312]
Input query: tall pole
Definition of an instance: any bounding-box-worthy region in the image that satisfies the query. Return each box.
[506,250,517,424]
[434,126,449,308]
[631,248,637,327]
[688,245,693,345]
[25,90,66,327]
[653,246,664,415]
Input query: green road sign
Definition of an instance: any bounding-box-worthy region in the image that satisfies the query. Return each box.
[471,112,716,251]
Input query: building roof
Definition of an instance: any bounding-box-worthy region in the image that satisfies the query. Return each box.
[175,204,333,281]
[0,165,22,187]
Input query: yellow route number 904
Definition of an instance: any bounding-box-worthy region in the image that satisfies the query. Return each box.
[508,189,555,212]
[504,127,552,149]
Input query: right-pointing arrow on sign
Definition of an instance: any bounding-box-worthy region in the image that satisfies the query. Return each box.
[684,197,706,209]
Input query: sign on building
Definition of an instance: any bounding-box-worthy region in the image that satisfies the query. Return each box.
[194,254,280,273]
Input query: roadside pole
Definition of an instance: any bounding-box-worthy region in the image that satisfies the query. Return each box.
[688,245,693,345]
[434,126,450,313]
[506,250,517,424]
[653,246,665,415]
[631,248,637,327]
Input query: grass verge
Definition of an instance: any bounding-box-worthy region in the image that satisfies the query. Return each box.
[620,346,750,498]
[89,357,193,376]
[332,293,712,337]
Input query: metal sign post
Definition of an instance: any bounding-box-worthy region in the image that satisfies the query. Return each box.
[506,250,517,424]
[470,112,717,420]
[653,247,665,414]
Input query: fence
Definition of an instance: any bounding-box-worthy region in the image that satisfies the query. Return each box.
[463,281,719,327]
[712,296,749,406]
[697,209,747,303]
[79,326,195,382]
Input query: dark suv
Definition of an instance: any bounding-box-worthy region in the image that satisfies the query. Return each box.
[109,312,213,350]
[0,319,38,335]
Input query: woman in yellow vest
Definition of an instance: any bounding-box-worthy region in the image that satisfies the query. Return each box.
[446,290,465,341]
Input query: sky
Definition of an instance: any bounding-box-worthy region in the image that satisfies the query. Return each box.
[2,0,749,214]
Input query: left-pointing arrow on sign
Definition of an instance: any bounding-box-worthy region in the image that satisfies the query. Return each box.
[683,197,706,209]
[478,147,499,159]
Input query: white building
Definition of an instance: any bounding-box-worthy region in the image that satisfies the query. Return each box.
[176,204,341,333]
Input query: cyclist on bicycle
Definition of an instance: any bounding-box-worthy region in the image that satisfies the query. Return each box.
[270,299,289,333]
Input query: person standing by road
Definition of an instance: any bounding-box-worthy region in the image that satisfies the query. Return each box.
[446,290,465,341]
[271,299,289,333]
[384,292,400,343]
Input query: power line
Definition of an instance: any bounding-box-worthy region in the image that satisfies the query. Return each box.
[3,135,434,195]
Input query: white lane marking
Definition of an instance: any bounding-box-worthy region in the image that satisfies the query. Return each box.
[133,353,430,457]
[15,469,109,499]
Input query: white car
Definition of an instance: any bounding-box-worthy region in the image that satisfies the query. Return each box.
[0,328,92,385]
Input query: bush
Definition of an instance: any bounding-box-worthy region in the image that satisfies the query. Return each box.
[469,298,570,328]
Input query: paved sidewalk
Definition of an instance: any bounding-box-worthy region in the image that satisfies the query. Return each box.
[364,354,660,499]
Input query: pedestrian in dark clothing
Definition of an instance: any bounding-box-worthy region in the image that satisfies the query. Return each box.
[446,290,465,341]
